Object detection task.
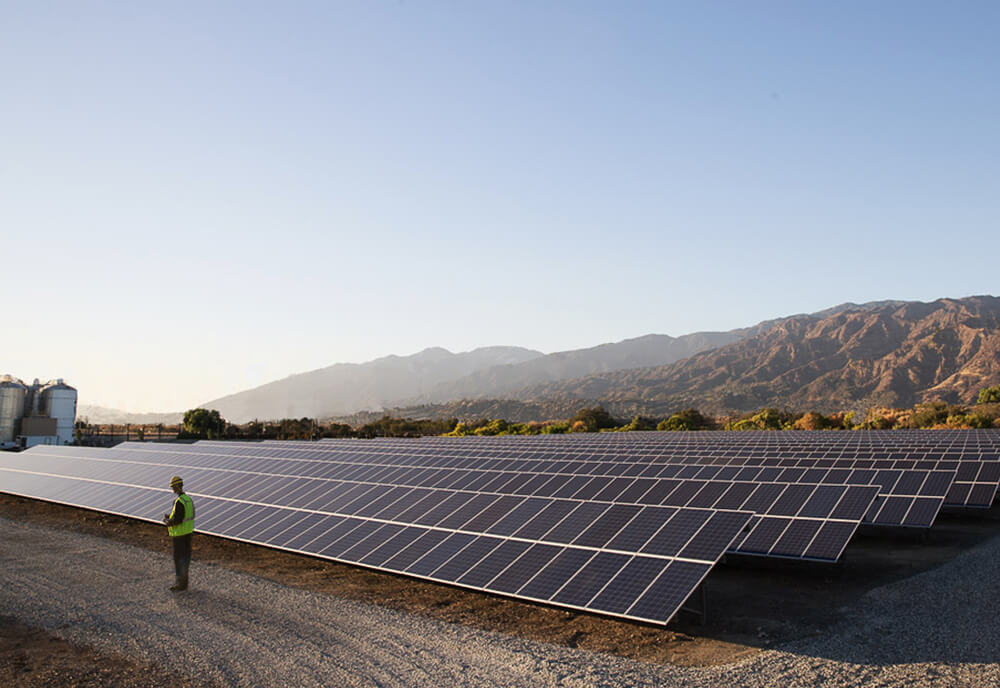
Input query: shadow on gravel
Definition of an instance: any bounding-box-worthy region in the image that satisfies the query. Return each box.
[680,511,1000,666]
[774,530,1000,666]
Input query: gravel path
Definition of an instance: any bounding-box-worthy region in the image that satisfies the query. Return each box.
[3,516,1000,687]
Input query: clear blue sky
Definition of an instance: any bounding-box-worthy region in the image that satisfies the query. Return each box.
[3,2,998,411]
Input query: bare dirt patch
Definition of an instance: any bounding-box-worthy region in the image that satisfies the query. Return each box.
[0,616,203,688]
[2,494,997,672]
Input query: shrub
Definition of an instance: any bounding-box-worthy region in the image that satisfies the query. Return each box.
[792,412,831,430]
[619,415,658,432]
[977,385,1000,404]
[657,408,714,431]
[905,402,957,429]
[569,407,618,432]
[728,408,791,431]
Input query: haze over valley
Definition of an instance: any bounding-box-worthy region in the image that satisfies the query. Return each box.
[78,295,1000,424]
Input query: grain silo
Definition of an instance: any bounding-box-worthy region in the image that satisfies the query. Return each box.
[39,379,78,446]
[0,375,27,444]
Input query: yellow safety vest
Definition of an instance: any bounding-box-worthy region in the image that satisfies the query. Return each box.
[167,493,195,537]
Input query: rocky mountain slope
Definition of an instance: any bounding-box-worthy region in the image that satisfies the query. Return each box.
[510,296,1000,416]
[411,331,745,405]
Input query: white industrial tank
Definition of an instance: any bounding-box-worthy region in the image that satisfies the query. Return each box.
[0,375,27,443]
[39,379,77,445]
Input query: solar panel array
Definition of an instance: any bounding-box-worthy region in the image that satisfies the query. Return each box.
[323,430,1000,508]
[246,440,955,527]
[14,443,881,561]
[301,429,1000,512]
[3,429,998,626]
[1,445,752,624]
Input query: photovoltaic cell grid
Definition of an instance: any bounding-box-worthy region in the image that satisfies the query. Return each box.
[245,432,999,510]
[303,429,1000,464]
[13,446,876,560]
[4,430,997,625]
[27,442,891,559]
[332,429,1000,453]
[0,449,752,625]
[181,440,956,527]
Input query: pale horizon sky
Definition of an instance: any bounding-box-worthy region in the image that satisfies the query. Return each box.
[4,2,999,412]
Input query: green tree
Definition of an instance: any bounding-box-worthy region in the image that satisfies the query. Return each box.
[657,408,713,431]
[182,408,226,439]
[620,415,657,431]
[474,419,511,436]
[903,401,953,429]
[569,406,618,432]
[977,385,1000,404]
[792,412,831,430]
[727,408,791,431]
[73,419,89,445]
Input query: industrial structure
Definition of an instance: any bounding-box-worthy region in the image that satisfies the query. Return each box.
[0,375,77,449]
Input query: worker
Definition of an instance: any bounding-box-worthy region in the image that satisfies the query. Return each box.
[162,475,194,591]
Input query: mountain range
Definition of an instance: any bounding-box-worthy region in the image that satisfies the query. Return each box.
[201,329,749,423]
[82,295,1000,424]
[499,295,1000,419]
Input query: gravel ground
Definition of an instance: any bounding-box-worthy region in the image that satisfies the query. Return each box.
[3,516,999,687]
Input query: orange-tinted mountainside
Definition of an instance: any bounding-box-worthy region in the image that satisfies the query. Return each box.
[513,296,1000,415]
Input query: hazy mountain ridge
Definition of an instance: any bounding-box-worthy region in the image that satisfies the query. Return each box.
[202,320,779,421]
[408,331,746,405]
[505,296,1000,416]
[202,346,543,423]
[205,298,977,423]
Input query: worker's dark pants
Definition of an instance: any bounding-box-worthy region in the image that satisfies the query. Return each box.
[172,533,192,581]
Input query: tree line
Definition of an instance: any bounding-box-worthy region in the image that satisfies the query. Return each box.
[167,385,1000,440]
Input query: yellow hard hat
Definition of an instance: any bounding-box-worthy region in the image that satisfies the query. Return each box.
[170,476,183,487]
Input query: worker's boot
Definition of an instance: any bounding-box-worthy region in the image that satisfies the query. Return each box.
[171,560,189,591]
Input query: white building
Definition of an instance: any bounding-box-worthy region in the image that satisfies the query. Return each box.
[0,375,77,449]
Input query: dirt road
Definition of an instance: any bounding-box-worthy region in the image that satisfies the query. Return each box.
[3,516,1000,687]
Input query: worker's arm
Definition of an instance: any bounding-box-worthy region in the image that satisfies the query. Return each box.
[164,499,185,527]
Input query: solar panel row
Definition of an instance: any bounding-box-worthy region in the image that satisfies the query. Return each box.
[291,432,1000,463]
[342,429,1000,449]
[13,448,878,559]
[236,438,996,509]
[0,462,749,625]
[95,442,956,525]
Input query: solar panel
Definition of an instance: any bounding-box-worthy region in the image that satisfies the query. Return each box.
[287,429,1000,469]
[185,441,954,527]
[19,446,878,561]
[306,435,989,511]
[0,448,751,626]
